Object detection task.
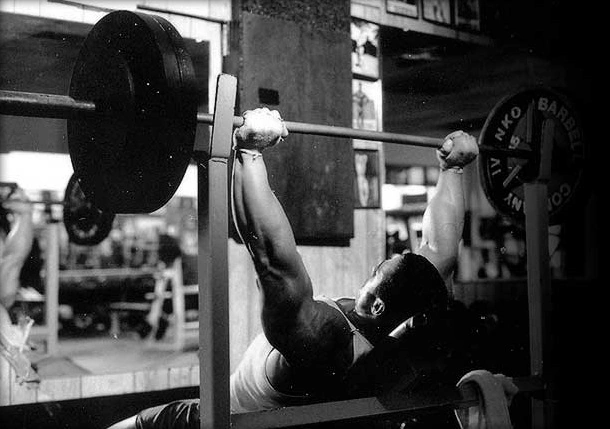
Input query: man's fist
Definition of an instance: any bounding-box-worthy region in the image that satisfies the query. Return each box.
[436,130,478,171]
[233,108,288,151]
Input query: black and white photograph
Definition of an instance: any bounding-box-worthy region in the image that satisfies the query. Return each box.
[455,0,480,31]
[386,0,419,18]
[352,78,382,131]
[354,149,381,209]
[421,0,452,25]
[0,1,598,428]
[350,18,380,79]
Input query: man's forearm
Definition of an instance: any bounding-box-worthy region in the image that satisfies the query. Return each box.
[419,170,465,275]
[231,150,299,273]
[229,108,313,314]
[416,131,477,280]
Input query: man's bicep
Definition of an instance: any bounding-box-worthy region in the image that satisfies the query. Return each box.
[258,265,320,357]
[256,246,314,309]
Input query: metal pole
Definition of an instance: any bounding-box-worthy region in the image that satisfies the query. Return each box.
[196,112,447,149]
[135,4,229,25]
[195,74,236,429]
[0,90,530,159]
[44,222,60,355]
[0,90,96,119]
[524,183,553,429]
[523,116,555,429]
[231,376,543,429]
[199,112,531,158]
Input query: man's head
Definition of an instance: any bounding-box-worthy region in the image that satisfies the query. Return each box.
[354,252,448,331]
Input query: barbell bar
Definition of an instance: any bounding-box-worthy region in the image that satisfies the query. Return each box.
[0,9,585,224]
[1,179,86,207]
[0,90,96,119]
[1,10,545,215]
[0,89,532,159]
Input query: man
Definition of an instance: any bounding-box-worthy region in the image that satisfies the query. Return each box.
[1,187,35,341]
[108,108,479,429]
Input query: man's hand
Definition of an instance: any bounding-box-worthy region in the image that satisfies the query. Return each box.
[494,373,519,406]
[233,108,288,151]
[436,130,478,171]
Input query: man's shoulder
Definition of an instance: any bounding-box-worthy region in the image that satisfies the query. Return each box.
[295,297,357,377]
[313,296,355,320]
[306,296,354,338]
[314,295,355,308]
[335,297,356,310]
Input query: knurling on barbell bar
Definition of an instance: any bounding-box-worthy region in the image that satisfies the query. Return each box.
[0,10,582,219]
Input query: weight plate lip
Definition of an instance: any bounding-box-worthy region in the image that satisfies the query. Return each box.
[132,11,198,207]
[478,85,589,227]
[68,10,198,214]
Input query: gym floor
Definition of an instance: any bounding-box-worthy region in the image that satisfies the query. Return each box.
[33,333,199,378]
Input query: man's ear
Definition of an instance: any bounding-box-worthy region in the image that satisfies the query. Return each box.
[371,297,385,316]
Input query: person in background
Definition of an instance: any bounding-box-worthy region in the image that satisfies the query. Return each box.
[1,187,34,344]
[136,226,183,340]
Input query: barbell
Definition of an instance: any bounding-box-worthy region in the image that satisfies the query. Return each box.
[0,10,585,222]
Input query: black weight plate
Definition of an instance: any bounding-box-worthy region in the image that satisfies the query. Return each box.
[478,87,587,226]
[63,173,115,246]
[68,11,198,213]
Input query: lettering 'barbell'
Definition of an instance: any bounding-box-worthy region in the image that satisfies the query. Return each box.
[478,87,587,226]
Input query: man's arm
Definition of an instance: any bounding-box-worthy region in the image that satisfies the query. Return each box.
[1,191,34,308]
[415,131,478,282]
[230,108,319,348]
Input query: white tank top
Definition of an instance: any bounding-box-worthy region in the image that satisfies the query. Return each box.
[230,295,374,413]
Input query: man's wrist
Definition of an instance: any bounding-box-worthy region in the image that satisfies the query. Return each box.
[440,166,464,174]
[236,148,263,161]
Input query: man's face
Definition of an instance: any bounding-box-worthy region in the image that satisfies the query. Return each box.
[354,274,382,318]
[354,255,404,318]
